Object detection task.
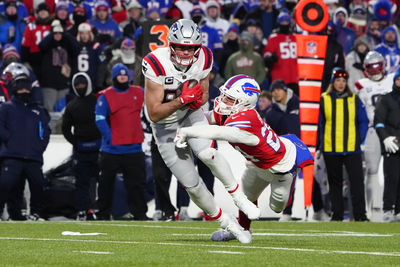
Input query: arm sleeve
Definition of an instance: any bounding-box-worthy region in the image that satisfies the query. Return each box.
[0,105,10,142]
[356,96,369,143]
[374,95,389,141]
[95,94,112,141]
[61,107,76,146]
[180,125,259,146]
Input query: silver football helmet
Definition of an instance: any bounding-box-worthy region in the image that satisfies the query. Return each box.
[364,51,385,81]
[1,62,30,83]
[167,19,202,70]
[214,75,261,116]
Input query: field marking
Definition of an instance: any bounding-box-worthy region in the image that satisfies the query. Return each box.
[173,232,392,237]
[208,251,244,255]
[73,251,113,255]
[1,236,399,257]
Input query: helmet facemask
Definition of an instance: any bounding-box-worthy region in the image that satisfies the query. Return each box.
[169,43,201,70]
[364,62,384,81]
[214,75,260,116]
[167,19,202,71]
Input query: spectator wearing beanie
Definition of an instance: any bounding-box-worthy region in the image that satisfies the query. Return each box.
[67,6,88,37]
[90,1,121,46]
[205,0,230,41]
[245,0,279,40]
[104,37,144,88]
[0,0,28,20]
[263,8,299,94]
[71,22,103,93]
[120,1,145,40]
[2,44,20,67]
[21,2,53,80]
[95,63,148,221]
[221,23,240,73]
[38,19,80,112]
[333,7,356,55]
[67,0,93,20]
[146,1,161,21]
[265,79,300,221]
[0,0,26,51]
[55,1,72,29]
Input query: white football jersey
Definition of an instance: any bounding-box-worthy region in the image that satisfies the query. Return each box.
[142,46,213,124]
[355,73,394,126]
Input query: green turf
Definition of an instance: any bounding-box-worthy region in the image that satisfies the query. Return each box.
[0,220,399,266]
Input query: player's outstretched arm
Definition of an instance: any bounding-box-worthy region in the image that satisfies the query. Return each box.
[174,125,258,148]
[144,77,185,122]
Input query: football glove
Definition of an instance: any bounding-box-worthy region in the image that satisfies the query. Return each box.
[383,136,399,153]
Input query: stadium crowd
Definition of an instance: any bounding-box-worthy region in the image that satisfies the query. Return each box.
[0,0,399,225]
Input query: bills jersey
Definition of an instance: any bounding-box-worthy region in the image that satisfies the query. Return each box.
[142,46,213,124]
[214,109,287,170]
[355,73,394,126]
[21,23,51,53]
[263,33,298,84]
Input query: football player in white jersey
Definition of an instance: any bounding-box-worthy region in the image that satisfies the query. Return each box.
[142,19,260,243]
[355,51,394,221]
[174,75,313,242]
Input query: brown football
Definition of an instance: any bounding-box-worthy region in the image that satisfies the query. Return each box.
[176,79,198,96]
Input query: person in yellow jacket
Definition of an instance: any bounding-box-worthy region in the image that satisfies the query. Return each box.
[318,68,369,221]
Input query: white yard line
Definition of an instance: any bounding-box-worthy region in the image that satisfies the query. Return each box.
[173,232,392,237]
[73,251,113,255]
[0,236,399,257]
[208,251,244,255]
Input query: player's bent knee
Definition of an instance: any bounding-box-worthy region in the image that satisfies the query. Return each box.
[197,147,217,165]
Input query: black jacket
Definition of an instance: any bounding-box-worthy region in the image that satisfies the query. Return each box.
[0,96,50,163]
[62,72,101,151]
[374,90,400,154]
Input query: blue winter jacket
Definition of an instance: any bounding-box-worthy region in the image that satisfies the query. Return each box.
[0,96,51,163]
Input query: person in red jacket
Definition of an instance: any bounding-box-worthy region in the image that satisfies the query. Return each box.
[95,63,148,221]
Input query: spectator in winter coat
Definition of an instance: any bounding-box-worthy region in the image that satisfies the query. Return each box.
[90,1,121,47]
[0,0,26,51]
[346,38,369,91]
[95,63,148,221]
[264,79,300,221]
[375,26,400,74]
[20,2,52,80]
[224,31,266,85]
[62,72,101,220]
[38,20,80,111]
[333,7,356,55]
[0,73,51,220]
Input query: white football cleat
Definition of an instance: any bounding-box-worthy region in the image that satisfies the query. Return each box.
[211,230,235,242]
[232,191,260,220]
[219,214,252,244]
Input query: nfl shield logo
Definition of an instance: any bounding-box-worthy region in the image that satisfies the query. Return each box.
[306,41,317,54]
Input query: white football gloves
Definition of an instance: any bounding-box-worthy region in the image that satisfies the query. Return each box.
[174,129,188,148]
[383,136,399,153]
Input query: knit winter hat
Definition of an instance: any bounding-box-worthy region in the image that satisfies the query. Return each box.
[277,8,291,24]
[330,67,349,83]
[36,2,50,13]
[270,79,288,91]
[56,1,69,11]
[112,63,130,80]
[3,44,19,59]
[373,0,393,21]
